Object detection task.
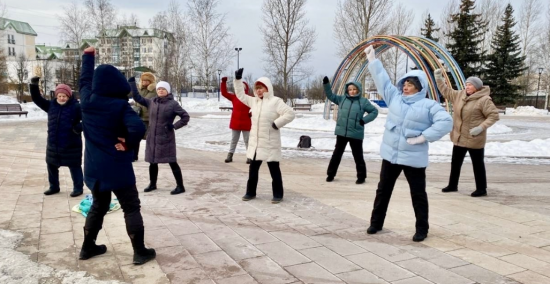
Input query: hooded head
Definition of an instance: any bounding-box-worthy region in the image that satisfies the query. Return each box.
[92,64,131,100]
[253,77,274,99]
[344,82,363,98]
[397,70,428,99]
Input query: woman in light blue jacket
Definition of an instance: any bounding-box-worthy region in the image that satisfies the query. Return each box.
[364,46,452,242]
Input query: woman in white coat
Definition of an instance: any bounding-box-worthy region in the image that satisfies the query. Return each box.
[233,68,295,203]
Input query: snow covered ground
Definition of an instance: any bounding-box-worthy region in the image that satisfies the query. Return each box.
[0,230,123,284]
[3,95,550,164]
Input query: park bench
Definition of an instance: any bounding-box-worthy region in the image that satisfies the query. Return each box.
[293,103,312,111]
[219,106,233,111]
[0,103,28,117]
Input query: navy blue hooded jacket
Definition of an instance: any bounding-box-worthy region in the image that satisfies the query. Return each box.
[79,53,145,191]
[30,84,82,167]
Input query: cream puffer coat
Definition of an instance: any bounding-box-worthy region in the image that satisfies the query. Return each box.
[234,77,295,161]
[436,79,499,149]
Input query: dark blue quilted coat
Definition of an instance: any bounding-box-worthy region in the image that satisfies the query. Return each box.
[30,84,82,167]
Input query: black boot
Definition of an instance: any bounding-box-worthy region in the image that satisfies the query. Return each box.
[246,158,251,164]
[129,229,156,265]
[471,190,487,197]
[326,176,334,182]
[170,185,185,195]
[225,153,233,163]
[44,187,60,195]
[442,186,458,192]
[70,189,83,197]
[412,231,427,242]
[79,228,107,260]
[144,184,157,192]
[366,226,381,234]
[355,178,365,184]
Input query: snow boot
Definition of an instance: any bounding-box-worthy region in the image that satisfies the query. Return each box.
[44,187,60,195]
[79,228,107,260]
[225,153,233,163]
[129,229,156,265]
[246,158,252,164]
[144,184,157,192]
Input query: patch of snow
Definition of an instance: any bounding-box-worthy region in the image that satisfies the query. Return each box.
[0,95,48,122]
[505,106,549,116]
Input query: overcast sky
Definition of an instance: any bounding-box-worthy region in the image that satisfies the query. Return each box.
[7,0,538,81]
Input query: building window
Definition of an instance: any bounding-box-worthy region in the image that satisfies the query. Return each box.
[101,39,105,44]
[142,48,146,53]
[148,39,152,43]
[148,47,152,53]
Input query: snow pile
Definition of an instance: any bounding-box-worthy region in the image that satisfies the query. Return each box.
[505,106,548,116]
[311,103,325,112]
[0,95,48,121]
[488,122,513,134]
[180,97,231,112]
[0,229,125,284]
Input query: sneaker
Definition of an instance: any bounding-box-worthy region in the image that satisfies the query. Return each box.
[366,226,381,234]
[355,178,365,184]
[471,190,487,197]
[271,197,283,204]
[412,232,427,242]
[442,186,458,192]
[242,195,256,201]
[326,176,334,182]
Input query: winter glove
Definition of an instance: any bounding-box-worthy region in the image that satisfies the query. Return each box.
[365,46,376,62]
[249,112,252,118]
[222,77,228,82]
[128,77,136,83]
[469,126,484,136]
[235,68,244,80]
[30,76,40,85]
[272,122,278,130]
[359,119,365,126]
[323,76,329,84]
[406,135,426,145]
[165,124,175,130]
[434,69,443,81]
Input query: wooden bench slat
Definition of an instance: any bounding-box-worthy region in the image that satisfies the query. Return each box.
[0,103,28,117]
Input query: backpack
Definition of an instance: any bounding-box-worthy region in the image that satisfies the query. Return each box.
[297,135,312,148]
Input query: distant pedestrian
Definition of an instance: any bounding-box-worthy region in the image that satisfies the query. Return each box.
[132,72,157,162]
[434,69,499,197]
[322,76,378,184]
[220,76,253,164]
[233,68,295,204]
[365,46,452,242]
[29,77,84,197]
[131,80,190,195]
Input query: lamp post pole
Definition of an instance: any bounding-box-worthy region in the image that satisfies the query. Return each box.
[235,47,242,69]
[536,67,544,109]
[217,69,222,102]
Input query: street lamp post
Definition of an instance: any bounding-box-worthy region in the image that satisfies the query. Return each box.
[235,47,242,69]
[217,69,222,102]
[536,67,544,109]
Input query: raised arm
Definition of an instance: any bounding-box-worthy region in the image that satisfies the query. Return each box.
[434,69,462,103]
[128,77,151,107]
[79,47,95,105]
[323,77,343,105]
[220,77,234,101]
[365,46,399,105]
[173,104,190,130]
[29,77,50,112]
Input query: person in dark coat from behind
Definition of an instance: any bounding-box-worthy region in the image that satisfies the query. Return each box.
[130,80,190,195]
[29,78,84,197]
[78,46,155,265]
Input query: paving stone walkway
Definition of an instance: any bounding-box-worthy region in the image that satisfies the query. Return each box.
[2,120,550,283]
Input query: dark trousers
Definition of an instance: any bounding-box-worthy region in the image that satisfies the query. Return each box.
[448,145,487,191]
[84,184,144,235]
[47,163,84,191]
[370,160,429,233]
[246,155,284,198]
[327,135,366,179]
[149,162,184,187]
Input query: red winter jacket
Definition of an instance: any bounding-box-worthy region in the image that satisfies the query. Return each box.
[221,77,252,131]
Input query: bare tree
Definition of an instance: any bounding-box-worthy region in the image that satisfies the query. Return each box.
[385,3,414,83]
[13,54,28,102]
[118,13,140,27]
[0,1,8,94]
[475,0,505,56]
[260,0,316,103]
[85,0,117,34]
[437,0,459,46]
[187,0,234,99]
[537,5,550,95]
[244,73,254,95]
[304,75,325,103]
[519,0,543,58]
[333,0,393,57]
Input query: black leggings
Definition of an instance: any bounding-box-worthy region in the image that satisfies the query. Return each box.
[149,162,184,187]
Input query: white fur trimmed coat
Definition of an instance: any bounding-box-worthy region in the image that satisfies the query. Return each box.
[234,77,295,162]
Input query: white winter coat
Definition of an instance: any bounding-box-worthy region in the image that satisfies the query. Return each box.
[234,77,295,162]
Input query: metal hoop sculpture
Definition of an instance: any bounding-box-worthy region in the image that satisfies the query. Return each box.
[323,35,465,119]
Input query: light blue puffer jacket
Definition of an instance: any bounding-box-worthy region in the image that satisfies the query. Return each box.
[368,59,452,168]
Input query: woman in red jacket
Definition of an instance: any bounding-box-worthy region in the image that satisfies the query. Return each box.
[221,77,253,164]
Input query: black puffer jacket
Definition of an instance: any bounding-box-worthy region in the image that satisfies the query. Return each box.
[30,84,83,167]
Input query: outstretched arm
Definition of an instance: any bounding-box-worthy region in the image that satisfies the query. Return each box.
[323,77,343,105]
[220,77,234,101]
[79,47,95,105]
[129,77,151,107]
[434,69,462,103]
[29,77,50,112]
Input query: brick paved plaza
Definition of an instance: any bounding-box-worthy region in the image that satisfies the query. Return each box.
[2,120,550,284]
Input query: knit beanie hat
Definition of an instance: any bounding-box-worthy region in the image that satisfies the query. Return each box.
[140,72,156,84]
[404,77,422,92]
[55,84,72,97]
[254,81,268,91]
[156,81,171,93]
[466,77,483,90]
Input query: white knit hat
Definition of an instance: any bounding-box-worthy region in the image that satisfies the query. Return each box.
[156,81,171,93]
